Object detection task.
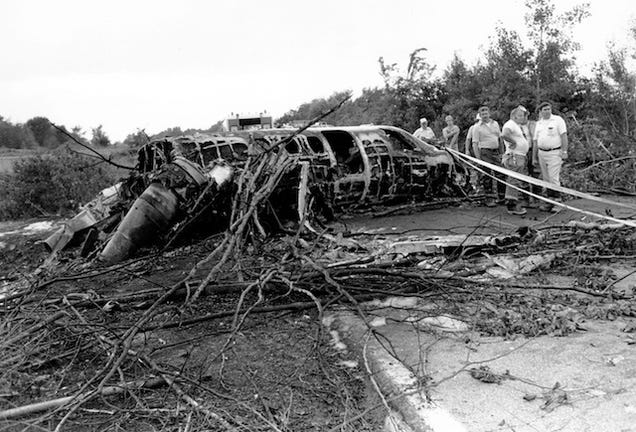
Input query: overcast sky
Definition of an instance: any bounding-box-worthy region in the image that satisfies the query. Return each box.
[1,0,634,141]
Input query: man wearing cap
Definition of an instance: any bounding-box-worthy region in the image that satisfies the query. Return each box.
[471,106,505,207]
[532,101,568,212]
[501,107,530,215]
[413,117,436,144]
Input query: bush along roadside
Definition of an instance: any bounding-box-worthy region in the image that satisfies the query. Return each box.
[0,148,120,220]
[561,118,636,195]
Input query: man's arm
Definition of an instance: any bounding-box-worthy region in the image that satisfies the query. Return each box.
[531,123,539,165]
[560,133,568,160]
[471,126,480,158]
[464,128,473,155]
[444,127,458,143]
[449,127,459,147]
[425,129,439,145]
[494,121,504,154]
[501,126,517,148]
[558,117,568,160]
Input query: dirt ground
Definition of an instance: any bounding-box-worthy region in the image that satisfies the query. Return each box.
[0,221,385,431]
[1,194,635,431]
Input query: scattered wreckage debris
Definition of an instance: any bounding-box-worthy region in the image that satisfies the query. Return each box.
[2,191,636,429]
[469,366,513,385]
[523,382,570,412]
[43,123,464,265]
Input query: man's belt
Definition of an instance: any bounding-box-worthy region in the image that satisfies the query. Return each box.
[538,146,561,151]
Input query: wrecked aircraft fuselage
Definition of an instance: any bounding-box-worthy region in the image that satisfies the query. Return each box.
[45,125,464,264]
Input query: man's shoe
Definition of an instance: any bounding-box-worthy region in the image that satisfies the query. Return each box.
[507,202,527,216]
[484,198,497,207]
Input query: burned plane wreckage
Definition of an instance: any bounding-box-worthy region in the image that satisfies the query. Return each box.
[44,125,465,264]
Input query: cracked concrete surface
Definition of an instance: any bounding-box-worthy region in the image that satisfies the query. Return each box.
[326,196,636,431]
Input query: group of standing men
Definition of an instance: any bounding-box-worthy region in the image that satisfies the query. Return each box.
[413,102,568,215]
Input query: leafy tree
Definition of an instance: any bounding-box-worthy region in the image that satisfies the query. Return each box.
[276,91,353,126]
[91,125,111,147]
[377,49,446,132]
[71,126,90,145]
[123,129,149,148]
[0,119,36,149]
[480,28,535,115]
[206,120,224,133]
[440,55,484,133]
[524,0,590,104]
[590,37,636,137]
[152,126,184,139]
[24,116,71,148]
[26,117,54,147]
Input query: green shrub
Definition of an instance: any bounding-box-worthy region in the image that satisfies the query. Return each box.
[0,148,120,220]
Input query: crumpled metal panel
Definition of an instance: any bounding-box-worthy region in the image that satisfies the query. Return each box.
[47,125,463,263]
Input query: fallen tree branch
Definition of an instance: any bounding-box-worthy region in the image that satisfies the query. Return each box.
[2,310,67,347]
[0,254,157,306]
[0,377,166,420]
[136,349,237,431]
[141,298,338,332]
[577,155,636,173]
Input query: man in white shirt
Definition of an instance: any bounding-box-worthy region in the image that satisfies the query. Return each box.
[501,107,530,215]
[532,101,568,212]
[413,117,436,144]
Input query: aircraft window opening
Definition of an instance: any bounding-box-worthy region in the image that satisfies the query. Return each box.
[201,142,220,163]
[285,140,300,154]
[322,131,356,163]
[381,128,416,151]
[218,145,233,160]
[307,136,325,153]
[322,130,363,174]
[233,143,248,158]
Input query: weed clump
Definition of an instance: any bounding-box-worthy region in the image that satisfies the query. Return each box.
[0,148,120,220]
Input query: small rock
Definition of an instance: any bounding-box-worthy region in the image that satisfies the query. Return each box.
[606,355,625,366]
[337,360,358,369]
[369,316,387,328]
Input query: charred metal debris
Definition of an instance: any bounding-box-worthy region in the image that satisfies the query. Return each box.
[45,126,466,264]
